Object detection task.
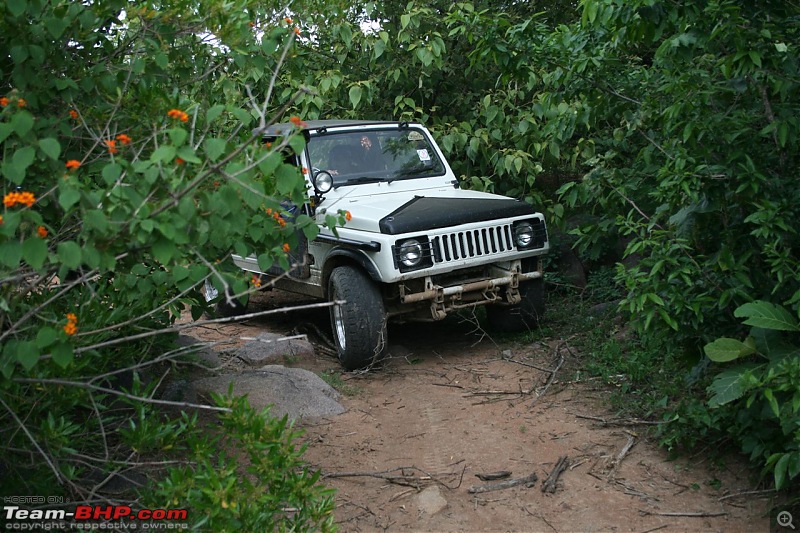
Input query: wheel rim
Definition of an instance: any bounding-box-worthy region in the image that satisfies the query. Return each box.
[332,291,347,351]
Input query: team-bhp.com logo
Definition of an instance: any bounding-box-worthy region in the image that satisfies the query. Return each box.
[4,505,188,530]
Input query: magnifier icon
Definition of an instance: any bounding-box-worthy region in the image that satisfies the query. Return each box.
[778,511,795,529]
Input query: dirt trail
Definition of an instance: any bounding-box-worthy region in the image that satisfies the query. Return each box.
[188,292,775,532]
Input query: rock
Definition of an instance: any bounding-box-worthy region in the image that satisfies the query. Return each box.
[588,300,621,316]
[415,485,448,516]
[187,366,345,420]
[235,332,315,366]
[175,334,223,368]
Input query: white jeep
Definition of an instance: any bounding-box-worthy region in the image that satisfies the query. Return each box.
[211,120,549,370]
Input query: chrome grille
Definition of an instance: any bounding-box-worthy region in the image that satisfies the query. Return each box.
[431,225,515,263]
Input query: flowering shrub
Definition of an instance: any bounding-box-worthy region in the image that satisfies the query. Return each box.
[0,0,333,526]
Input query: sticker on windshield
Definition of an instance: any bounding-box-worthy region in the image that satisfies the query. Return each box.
[408,131,424,141]
[417,149,431,162]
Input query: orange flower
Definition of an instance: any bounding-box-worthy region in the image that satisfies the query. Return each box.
[63,313,78,336]
[175,157,185,165]
[293,27,301,36]
[17,98,26,108]
[265,208,273,215]
[104,139,118,154]
[0,215,4,225]
[302,167,309,174]
[65,159,81,170]
[345,210,352,222]
[264,142,272,149]
[167,109,189,122]
[69,109,79,119]
[251,274,261,288]
[115,133,132,145]
[282,243,290,253]
[249,21,255,27]
[3,191,36,208]
[37,226,48,238]
[284,17,293,24]
[278,218,286,228]
[0,97,8,107]
[289,116,307,128]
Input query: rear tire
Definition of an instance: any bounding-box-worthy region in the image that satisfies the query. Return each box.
[328,266,387,370]
[487,278,545,333]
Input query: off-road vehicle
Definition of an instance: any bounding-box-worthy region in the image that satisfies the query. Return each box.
[208,120,549,370]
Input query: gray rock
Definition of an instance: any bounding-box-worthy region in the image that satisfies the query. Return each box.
[415,485,448,516]
[175,334,222,368]
[235,332,315,366]
[188,366,345,420]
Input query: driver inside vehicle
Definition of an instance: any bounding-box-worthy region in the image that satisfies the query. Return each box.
[326,134,384,177]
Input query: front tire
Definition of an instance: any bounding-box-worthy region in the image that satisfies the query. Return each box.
[328,266,387,370]
[487,278,545,333]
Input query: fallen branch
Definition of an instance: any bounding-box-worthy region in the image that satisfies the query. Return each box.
[324,465,464,490]
[639,510,728,518]
[541,456,569,493]
[575,413,663,427]
[608,433,637,479]
[717,489,776,502]
[475,471,511,481]
[468,471,538,494]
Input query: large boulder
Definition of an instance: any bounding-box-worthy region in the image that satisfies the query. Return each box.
[234,332,315,366]
[187,365,345,420]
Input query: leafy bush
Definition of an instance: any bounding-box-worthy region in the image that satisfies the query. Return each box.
[702,301,800,489]
[1,0,335,521]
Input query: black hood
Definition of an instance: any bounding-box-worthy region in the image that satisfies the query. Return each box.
[379,196,536,235]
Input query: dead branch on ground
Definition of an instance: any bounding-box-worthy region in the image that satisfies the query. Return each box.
[639,510,728,518]
[468,471,538,494]
[541,456,569,493]
[324,464,465,490]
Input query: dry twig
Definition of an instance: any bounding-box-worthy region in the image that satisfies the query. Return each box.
[541,456,569,493]
[468,471,538,494]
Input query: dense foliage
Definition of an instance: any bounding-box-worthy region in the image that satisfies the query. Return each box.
[1,0,334,525]
[3,0,799,508]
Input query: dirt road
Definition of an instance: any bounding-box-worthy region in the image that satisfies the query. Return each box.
[190,291,775,532]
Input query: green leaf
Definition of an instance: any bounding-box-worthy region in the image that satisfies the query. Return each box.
[36,327,58,349]
[151,145,177,163]
[0,241,22,268]
[735,301,800,332]
[7,0,27,18]
[0,123,13,144]
[59,186,80,210]
[16,341,39,371]
[177,145,202,164]
[102,163,123,185]
[774,453,791,489]
[57,241,82,268]
[51,342,74,368]
[348,85,362,109]
[167,127,188,146]
[704,337,756,362]
[38,138,61,160]
[152,238,175,264]
[764,388,780,418]
[22,237,48,270]
[203,138,226,161]
[206,105,225,123]
[11,110,34,136]
[14,145,36,171]
[707,368,746,407]
[45,16,69,38]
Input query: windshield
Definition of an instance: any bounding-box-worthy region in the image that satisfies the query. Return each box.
[307,128,446,185]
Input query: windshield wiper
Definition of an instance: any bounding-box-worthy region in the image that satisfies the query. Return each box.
[334,176,385,189]
[387,170,427,184]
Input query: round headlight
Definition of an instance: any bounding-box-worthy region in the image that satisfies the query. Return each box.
[398,239,423,267]
[514,222,534,248]
[313,170,333,193]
